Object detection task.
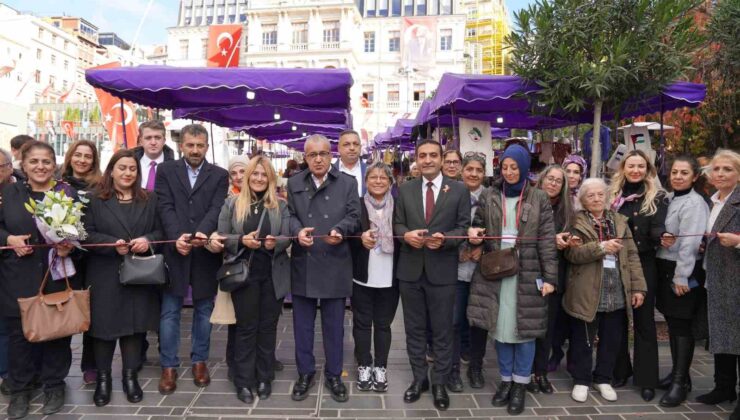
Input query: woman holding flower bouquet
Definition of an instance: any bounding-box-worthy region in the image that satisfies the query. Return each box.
[82,149,164,407]
[0,141,81,419]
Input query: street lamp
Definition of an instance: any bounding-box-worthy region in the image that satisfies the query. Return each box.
[398,66,418,113]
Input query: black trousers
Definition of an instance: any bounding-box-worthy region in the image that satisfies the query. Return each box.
[713,353,740,390]
[533,292,562,375]
[614,252,659,388]
[5,317,71,393]
[467,326,489,371]
[93,334,143,372]
[80,333,96,372]
[351,282,399,368]
[569,310,625,386]
[399,272,455,385]
[231,275,283,388]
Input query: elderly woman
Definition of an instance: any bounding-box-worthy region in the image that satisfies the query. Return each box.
[655,155,710,407]
[564,178,647,403]
[448,153,490,392]
[467,144,557,415]
[349,162,399,393]
[530,164,578,393]
[696,149,740,420]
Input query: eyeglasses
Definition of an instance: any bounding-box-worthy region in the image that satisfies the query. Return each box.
[367,175,390,183]
[0,162,11,169]
[443,160,461,166]
[544,176,564,186]
[305,151,332,160]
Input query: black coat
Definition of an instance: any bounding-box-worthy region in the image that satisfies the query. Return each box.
[155,159,229,299]
[616,192,668,255]
[0,182,82,318]
[349,200,400,285]
[83,195,164,340]
[287,167,361,298]
[393,176,471,285]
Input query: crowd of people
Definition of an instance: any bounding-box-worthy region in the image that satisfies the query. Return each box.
[0,122,738,420]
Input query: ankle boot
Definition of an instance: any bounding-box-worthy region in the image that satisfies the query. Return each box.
[658,335,676,390]
[659,336,694,407]
[122,369,143,403]
[697,354,738,405]
[93,370,112,407]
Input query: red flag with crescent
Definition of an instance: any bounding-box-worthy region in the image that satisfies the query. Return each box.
[207,25,242,67]
[91,62,139,151]
[61,120,76,139]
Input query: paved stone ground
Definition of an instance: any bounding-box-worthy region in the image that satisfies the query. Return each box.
[1,308,736,420]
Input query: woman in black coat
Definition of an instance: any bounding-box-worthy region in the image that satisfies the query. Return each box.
[608,150,672,401]
[0,141,79,419]
[83,149,163,407]
[349,162,400,393]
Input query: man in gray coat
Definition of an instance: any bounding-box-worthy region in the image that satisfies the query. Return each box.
[394,140,471,410]
[287,135,361,403]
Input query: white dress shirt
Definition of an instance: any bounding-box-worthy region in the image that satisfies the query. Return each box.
[338,160,363,197]
[140,153,165,188]
[421,172,443,216]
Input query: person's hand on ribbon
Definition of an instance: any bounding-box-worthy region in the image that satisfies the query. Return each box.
[324,229,343,245]
[176,233,193,256]
[7,234,32,257]
[298,227,314,247]
[129,237,150,254]
[404,229,427,249]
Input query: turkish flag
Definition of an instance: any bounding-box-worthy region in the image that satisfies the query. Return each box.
[207,25,242,67]
[61,120,76,139]
[91,62,139,151]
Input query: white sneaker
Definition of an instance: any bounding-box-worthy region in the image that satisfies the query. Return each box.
[571,384,589,402]
[594,383,618,401]
[356,366,373,391]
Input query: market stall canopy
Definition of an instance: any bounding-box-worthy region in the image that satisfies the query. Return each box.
[85,65,354,110]
[236,121,345,140]
[173,104,350,128]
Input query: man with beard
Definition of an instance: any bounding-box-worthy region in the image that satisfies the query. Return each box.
[154,124,229,395]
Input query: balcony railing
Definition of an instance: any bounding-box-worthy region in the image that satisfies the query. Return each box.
[322,42,340,49]
[261,44,277,52]
[386,101,399,109]
[412,100,423,109]
[291,43,308,51]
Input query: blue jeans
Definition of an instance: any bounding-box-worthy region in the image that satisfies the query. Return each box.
[0,316,7,378]
[495,340,536,384]
[159,291,215,368]
[452,280,471,367]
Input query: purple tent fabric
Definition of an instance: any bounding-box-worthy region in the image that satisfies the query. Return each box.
[85,65,354,110]
[238,121,344,140]
[390,119,415,140]
[174,104,350,128]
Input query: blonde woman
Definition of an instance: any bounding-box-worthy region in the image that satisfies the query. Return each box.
[208,156,291,404]
[609,150,672,402]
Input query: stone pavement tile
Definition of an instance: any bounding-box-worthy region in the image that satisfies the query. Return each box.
[437,409,474,417]
[621,415,689,420]
[403,408,443,417]
[321,394,383,409]
[383,394,478,410]
[553,416,590,420]
[686,403,727,412]
[691,365,715,376]
[169,407,187,416]
[683,413,724,420]
[532,406,568,416]
[45,415,83,420]
[470,407,531,416]
[318,408,339,417]
[136,406,173,415]
[200,379,236,393]
[588,415,623,420]
[193,392,253,408]
[565,406,600,415]
[337,409,405,417]
[188,407,251,416]
[531,392,597,407]
[72,405,141,414]
[254,394,317,409]
[596,404,662,414]
[474,392,538,408]
[81,416,142,420]
[159,391,199,407]
[141,377,206,393]
[689,377,716,390]
[658,403,695,414]
[490,416,542,420]
[250,409,316,417]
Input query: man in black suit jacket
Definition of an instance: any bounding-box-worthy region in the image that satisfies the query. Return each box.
[393,140,471,411]
[154,124,228,395]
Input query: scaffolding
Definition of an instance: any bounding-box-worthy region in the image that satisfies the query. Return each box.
[463,0,509,75]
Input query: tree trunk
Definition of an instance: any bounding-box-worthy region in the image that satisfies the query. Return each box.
[590,100,603,177]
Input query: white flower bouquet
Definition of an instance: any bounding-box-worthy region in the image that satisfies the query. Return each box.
[24,185,88,280]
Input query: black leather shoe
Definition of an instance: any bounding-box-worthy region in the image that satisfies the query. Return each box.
[324,376,348,403]
[236,387,254,404]
[507,383,526,415]
[403,379,430,403]
[535,375,554,394]
[696,387,737,404]
[273,359,284,372]
[432,384,450,411]
[611,377,629,388]
[122,369,143,403]
[257,382,272,400]
[641,388,655,402]
[467,367,485,389]
[7,392,30,419]
[41,388,65,415]
[93,370,112,407]
[492,381,512,407]
[446,367,464,393]
[291,373,315,401]
[0,379,10,396]
[525,380,540,394]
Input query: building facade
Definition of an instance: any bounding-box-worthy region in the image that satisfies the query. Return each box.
[462,0,509,75]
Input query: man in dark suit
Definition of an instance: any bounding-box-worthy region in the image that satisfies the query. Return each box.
[287,134,360,403]
[154,124,229,395]
[393,139,471,410]
[333,129,367,198]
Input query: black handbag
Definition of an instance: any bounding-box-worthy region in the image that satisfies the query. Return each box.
[217,210,266,292]
[119,246,168,286]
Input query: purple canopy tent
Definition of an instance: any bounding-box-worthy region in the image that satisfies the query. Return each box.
[173,104,350,128]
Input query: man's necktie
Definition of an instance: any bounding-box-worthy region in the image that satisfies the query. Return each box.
[425,181,435,224]
[146,161,157,192]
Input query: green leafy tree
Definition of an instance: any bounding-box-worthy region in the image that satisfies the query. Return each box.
[507,0,702,176]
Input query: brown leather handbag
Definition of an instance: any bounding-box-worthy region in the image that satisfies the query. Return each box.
[17,263,90,343]
[479,247,519,281]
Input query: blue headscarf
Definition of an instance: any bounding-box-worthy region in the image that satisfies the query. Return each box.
[500,144,531,197]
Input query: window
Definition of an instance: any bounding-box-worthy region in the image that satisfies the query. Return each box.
[36,49,42,60]
[217,15,223,24]
[378,0,388,16]
[413,83,425,101]
[417,0,426,15]
[52,35,57,46]
[64,60,68,70]
[62,80,68,91]
[207,16,213,25]
[387,83,399,102]
[262,24,277,45]
[323,21,340,45]
[64,40,68,51]
[440,0,452,14]
[392,0,402,16]
[440,29,452,51]
[38,27,43,39]
[49,75,55,89]
[51,54,56,65]
[388,30,400,52]
[34,70,41,83]
[179,39,189,58]
[367,0,376,16]
[202,38,208,58]
[363,32,375,53]
[240,5,247,22]
[292,22,308,45]
[404,0,413,15]
[467,7,478,18]
[362,84,374,103]
[467,27,476,37]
